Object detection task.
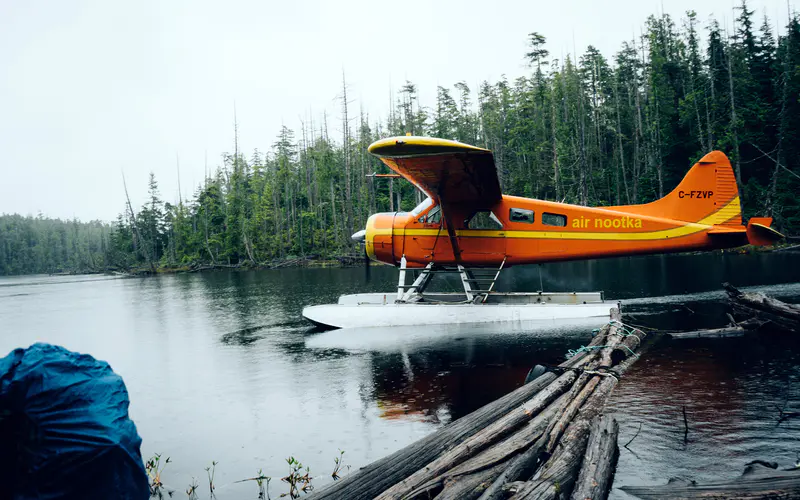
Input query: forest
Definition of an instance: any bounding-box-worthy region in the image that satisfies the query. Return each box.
[2,2,800,275]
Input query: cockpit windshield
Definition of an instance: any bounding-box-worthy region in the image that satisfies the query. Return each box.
[410,197,434,216]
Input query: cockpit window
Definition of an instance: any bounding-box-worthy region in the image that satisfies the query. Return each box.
[410,197,433,216]
[465,210,503,230]
[418,205,441,224]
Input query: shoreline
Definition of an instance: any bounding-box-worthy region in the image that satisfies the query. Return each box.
[6,242,797,279]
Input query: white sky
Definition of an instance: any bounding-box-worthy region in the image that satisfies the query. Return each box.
[0,0,792,221]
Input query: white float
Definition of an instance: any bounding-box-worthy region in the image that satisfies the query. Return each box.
[302,259,613,329]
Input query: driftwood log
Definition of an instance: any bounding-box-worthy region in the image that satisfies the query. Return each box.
[667,325,749,339]
[664,314,764,340]
[724,282,800,333]
[619,463,800,499]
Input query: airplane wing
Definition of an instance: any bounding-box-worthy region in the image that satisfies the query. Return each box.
[368,136,502,206]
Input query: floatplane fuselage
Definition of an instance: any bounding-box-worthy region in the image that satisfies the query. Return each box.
[303,136,783,329]
[358,139,781,269]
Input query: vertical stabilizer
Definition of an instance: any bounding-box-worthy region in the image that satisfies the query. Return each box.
[610,151,742,226]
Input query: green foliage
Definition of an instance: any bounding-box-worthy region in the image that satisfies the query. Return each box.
[281,457,313,498]
[3,3,800,276]
[0,214,111,275]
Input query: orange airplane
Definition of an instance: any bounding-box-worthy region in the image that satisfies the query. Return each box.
[353,136,783,268]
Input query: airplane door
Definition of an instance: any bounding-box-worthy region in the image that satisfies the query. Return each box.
[459,209,506,265]
[405,204,452,261]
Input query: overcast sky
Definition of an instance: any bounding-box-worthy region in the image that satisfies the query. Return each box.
[0,0,792,221]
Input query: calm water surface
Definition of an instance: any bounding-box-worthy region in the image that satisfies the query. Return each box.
[2,252,800,499]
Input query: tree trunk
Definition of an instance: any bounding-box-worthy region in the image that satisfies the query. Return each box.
[726,49,743,188]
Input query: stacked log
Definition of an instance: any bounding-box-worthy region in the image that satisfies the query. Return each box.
[310,309,652,500]
[724,282,800,333]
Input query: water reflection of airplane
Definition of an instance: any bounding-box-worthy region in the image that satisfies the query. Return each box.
[303,137,783,329]
[306,319,614,422]
[361,334,582,423]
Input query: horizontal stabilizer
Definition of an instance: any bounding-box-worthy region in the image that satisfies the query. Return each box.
[746,217,784,246]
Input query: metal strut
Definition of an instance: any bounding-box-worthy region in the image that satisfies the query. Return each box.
[396,257,435,303]
[396,256,507,304]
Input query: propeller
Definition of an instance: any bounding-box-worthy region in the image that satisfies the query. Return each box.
[351,229,370,279]
[351,230,366,243]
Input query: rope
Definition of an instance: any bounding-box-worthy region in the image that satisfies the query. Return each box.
[564,320,644,360]
[609,319,647,341]
[565,343,636,359]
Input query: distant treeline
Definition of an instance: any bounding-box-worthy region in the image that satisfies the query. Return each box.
[0,215,111,275]
[2,2,800,275]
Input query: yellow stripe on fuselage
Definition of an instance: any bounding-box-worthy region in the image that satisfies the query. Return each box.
[371,197,741,241]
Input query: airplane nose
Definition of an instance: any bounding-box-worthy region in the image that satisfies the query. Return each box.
[351,229,366,242]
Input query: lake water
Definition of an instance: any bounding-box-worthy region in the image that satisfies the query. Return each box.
[2,252,800,499]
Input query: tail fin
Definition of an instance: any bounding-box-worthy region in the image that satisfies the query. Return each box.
[613,151,742,226]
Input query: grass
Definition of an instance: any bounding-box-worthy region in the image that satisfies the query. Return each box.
[145,450,349,499]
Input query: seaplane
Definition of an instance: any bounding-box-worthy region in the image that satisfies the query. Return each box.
[302,136,783,329]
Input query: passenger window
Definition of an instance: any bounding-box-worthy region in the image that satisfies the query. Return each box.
[466,210,503,230]
[419,206,441,224]
[509,208,534,223]
[542,212,567,227]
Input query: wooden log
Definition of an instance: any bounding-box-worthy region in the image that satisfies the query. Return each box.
[506,334,659,500]
[559,326,610,369]
[560,308,619,370]
[619,463,800,499]
[482,319,655,500]
[667,326,748,339]
[477,438,548,500]
[509,419,593,500]
[610,328,645,365]
[598,321,623,369]
[724,283,800,316]
[773,243,800,253]
[732,303,800,333]
[666,317,765,339]
[510,378,622,500]
[432,461,508,500]
[543,375,602,454]
[476,377,614,500]
[446,392,572,479]
[406,394,572,500]
[544,317,628,454]
[308,372,558,500]
[570,415,619,500]
[374,370,579,500]
[505,385,617,500]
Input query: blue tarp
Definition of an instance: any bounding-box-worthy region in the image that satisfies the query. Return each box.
[0,343,149,500]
